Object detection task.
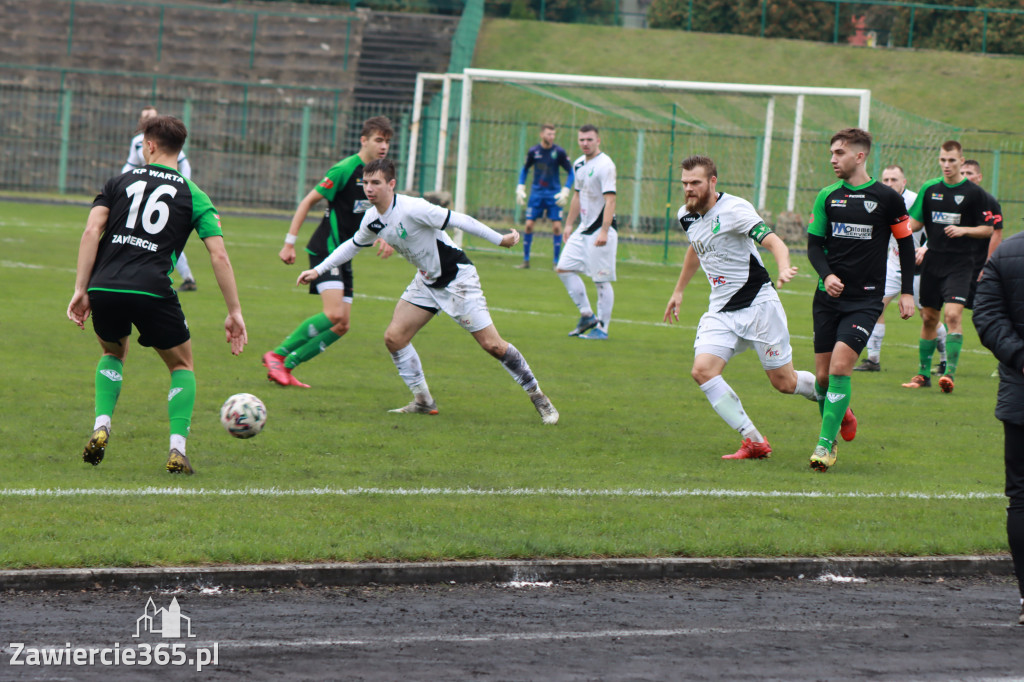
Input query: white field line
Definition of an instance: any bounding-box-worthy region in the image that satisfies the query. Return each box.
[0,486,1002,500]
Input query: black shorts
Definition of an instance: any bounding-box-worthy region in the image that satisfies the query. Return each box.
[89,290,190,350]
[812,290,883,355]
[919,251,973,309]
[308,251,353,297]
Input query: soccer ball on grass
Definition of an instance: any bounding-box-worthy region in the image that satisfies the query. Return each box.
[219,393,267,439]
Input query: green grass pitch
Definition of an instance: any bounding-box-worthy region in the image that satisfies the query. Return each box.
[0,199,1007,568]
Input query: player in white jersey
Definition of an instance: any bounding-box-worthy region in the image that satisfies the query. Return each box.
[854,164,946,372]
[558,124,617,340]
[663,156,819,460]
[123,106,197,291]
[297,158,559,425]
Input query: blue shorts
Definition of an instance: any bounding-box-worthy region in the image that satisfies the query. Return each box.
[525,192,562,222]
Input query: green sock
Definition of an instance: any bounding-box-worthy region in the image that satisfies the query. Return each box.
[945,333,964,378]
[285,329,342,369]
[918,338,937,375]
[814,380,826,417]
[167,369,196,438]
[818,375,851,449]
[95,355,124,418]
[274,313,333,357]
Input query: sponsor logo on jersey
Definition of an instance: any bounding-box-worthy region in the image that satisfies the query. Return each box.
[318,178,334,190]
[930,192,943,201]
[708,274,727,287]
[353,199,372,214]
[100,369,123,382]
[864,200,877,213]
[830,199,847,208]
[847,194,865,198]
[763,347,781,359]
[931,211,961,225]
[826,392,845,403]
[984,210,1003,226]
[830,222,872,239]
[954,195,964,205]
[852,324,870,336]
[330,267,339,276]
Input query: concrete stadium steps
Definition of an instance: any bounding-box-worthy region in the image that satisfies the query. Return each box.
[0,0,365,93]
[353,11,457,104]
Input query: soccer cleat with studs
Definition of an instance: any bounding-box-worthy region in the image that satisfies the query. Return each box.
[840,407,857,442]
[810,442,838,472]
[939,375,955,393]
[931,360,947,376]
[579,325,608,340]
[389,400,439,415]
[568,314,599,337]
[166,449,194,475]
[177,278,197,292]
[853,359,880,372]
[722,438,772,460]
[901,374,931,389]
[82,425,110,466]
[529,390,559,425]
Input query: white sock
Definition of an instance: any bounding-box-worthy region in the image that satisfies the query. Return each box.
[500,344,539,392]
[866,323,884,363]
[595,281,614,333]
[175,252,194,280]
[700,376,758,440]
[93,415,111,431]
[390,344,431,402]
[936,323,948,360]
[794,370,818,401]
[558,271,592,316]
[170,434,186,454]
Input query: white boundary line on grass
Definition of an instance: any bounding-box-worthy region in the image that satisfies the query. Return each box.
[0,486,1003,500]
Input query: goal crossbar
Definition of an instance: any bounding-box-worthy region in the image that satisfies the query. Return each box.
[452,68,871,215]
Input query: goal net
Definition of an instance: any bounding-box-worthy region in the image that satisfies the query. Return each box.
[408,69,870,264]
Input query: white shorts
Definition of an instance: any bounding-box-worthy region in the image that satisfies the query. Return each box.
[883,265,922,309]
[315,280,353,304]
[558,227,617,282]
[400,264,493,333]
[694,297,793,370]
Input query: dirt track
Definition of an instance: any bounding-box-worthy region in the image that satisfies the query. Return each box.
[2,576,1021,680]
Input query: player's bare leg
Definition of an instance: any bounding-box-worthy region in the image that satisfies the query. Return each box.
[385,300,438,414]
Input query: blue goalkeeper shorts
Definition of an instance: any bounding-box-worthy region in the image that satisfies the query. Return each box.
[525,191,562,222]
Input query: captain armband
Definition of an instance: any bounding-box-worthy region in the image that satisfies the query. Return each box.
[749,222,773,244]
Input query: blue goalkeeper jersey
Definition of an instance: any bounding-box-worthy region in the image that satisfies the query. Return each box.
[519,144,574,194]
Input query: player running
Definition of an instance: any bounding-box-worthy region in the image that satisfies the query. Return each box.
[264,116,394,388]
[664,155,819,461]
[806,128,916,472]
[514,123,574,268]
[297,158,559,425]
[68,115,247,475]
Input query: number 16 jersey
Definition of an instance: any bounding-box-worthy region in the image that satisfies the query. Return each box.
[88,164,223,298]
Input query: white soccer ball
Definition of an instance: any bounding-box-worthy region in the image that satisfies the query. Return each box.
[219,393,267,439]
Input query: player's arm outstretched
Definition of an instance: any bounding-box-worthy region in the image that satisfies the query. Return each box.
[447,211,520,248]
[761,232,798,288]
[203,235,248,356]
[67,206,110,329]
[664,245,701,323]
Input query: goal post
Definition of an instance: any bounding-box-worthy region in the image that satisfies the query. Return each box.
[454,69,870,217]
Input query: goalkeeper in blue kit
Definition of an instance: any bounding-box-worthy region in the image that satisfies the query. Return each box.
[515,124,574,269]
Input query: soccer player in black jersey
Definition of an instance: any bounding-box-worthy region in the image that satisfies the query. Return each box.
[265,116,394,388]
[67,115,248,474]
[901,141,993,393]
[806,128,916,472]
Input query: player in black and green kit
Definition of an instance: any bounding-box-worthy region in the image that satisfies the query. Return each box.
[806,128,916,472]
[67,115,248,474]
[264,116,394,387]
[901,140,993,394]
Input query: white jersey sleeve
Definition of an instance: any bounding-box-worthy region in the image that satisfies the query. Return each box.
[122,133,144,174]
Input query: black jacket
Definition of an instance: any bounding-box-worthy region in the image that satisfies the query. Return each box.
[973,232,1024,425]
